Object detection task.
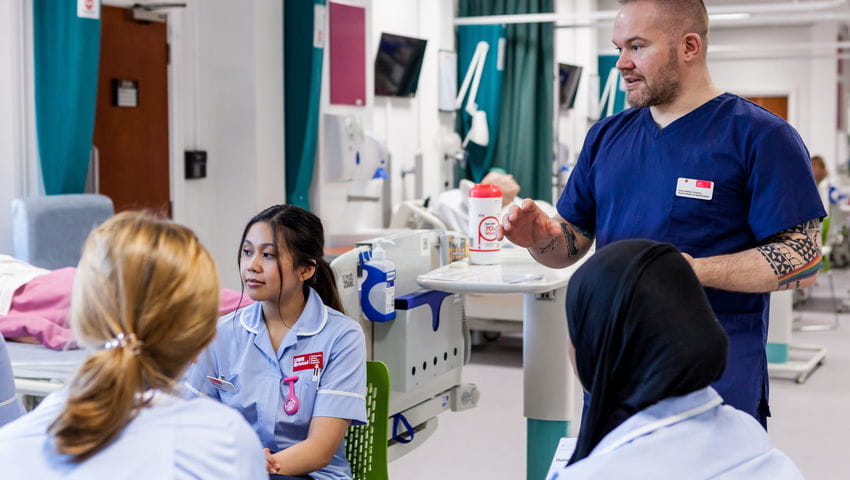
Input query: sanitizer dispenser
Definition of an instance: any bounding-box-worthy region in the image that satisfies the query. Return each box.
[360,239,397,322]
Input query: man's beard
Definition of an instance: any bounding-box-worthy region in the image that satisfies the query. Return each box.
[625,49,681,108]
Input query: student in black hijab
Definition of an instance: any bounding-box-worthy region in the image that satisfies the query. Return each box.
[552,239,803,479]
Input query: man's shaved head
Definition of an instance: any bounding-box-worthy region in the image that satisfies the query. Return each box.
[620,0,709,47]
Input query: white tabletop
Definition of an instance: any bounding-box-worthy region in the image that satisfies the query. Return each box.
[417,247,582,294]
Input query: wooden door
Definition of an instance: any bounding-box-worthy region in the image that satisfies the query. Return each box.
[746,96,789,121]
[93,6,170,215]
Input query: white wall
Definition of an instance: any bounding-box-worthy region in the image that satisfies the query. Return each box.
[0,1,21,255]
[556,0,600,195]
[174,0,285,289]
[312,0,457,244]
[312,0,380,241]
[709,23,839,171]
[370,0,457,205]
[0,0,39,256]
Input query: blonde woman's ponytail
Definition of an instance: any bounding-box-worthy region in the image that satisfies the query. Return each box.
[49,211,219,462]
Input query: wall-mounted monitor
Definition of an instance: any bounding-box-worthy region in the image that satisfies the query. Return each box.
[374,32,428,97]
[559,63,583,110]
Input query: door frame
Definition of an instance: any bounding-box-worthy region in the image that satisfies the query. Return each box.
[15,0,42,197]
[16,0,186,222]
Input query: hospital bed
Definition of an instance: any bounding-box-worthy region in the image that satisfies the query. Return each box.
[3,280,249,410]
[330,229,479,461]
[7,341,85,410]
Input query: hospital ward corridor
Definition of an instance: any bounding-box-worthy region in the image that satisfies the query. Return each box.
[4,0,850,478]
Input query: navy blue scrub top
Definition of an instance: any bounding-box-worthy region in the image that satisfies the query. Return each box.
[559,93,826,421]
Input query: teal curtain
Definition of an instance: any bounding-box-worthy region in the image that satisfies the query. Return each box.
[33,0,101,194]
[458,0,554,202]
[284,0,325,210]
[455,25,506,183]
[597,55,627,119]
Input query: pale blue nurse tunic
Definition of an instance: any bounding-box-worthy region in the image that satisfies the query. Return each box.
[549,387,804,479]
[0,335,25,426]
[0,388,266,479]
[184,287,367,480]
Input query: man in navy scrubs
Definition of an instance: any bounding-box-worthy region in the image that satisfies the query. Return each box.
[502,0,826,427]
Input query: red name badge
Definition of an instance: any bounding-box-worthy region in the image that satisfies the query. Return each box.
[293,352,324,371]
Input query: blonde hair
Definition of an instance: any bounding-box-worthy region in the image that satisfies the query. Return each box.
[49,211,220,462]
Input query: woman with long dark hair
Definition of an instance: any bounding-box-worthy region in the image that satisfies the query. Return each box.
[184,205,366,480]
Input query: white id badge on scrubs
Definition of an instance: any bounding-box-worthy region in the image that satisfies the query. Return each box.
[206,375,237,393]
[675,177,714,201]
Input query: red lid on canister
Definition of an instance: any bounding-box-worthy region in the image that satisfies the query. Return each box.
[469,183,502,198]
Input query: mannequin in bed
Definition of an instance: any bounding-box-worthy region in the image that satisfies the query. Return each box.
[0,258,251,350]
[429,170,555,235]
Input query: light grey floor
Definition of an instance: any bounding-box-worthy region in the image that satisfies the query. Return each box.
[388,269,850,480]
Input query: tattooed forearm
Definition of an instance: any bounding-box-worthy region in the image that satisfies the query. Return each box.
[539,238,557,254]
[562,223,579,256]
[757,219,821,289]
[572,223,594,241]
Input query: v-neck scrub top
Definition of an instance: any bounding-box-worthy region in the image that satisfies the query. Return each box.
[185,288,367,480]
[558,93,826,423]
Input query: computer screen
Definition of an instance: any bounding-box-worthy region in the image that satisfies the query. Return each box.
[374,33,428,97]
[558,63,583,110]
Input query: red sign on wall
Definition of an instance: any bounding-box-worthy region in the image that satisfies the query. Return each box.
[329,2,366,106]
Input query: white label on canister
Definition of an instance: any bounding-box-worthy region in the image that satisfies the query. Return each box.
[469,196,502,255]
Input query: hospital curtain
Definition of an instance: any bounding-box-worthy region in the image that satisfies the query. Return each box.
[33,0,101,194]
[284,0,326,211]
[458,0,554,203]
[455,25,506,183]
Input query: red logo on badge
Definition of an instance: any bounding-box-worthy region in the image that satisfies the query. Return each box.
[293,352,324,371]
[695,180,712,189]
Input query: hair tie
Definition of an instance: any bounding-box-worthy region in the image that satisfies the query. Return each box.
[102,332,144,355]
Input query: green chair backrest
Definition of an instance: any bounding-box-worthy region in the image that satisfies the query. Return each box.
[346,361,390,480]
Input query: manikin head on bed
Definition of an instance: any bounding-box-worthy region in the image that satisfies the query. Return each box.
[50,211,220,462]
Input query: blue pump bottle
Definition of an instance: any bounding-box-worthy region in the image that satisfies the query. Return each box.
[360,239,396,322]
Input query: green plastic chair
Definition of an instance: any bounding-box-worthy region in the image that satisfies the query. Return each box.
[346,361,390,480]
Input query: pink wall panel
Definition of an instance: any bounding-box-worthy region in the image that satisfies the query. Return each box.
[329,2,366,106]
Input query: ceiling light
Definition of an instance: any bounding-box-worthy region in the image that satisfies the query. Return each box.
[709,13,752,21]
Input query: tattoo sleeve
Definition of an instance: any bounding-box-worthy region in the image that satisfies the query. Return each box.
[571,223,594,241]
[538,238,557,254]
[757,219,822,289]
[536,221,593,257]
[561,223,579,256]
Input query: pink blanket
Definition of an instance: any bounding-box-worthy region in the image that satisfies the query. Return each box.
[0,267,253,350]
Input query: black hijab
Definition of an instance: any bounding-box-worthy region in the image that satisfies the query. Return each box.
[566,239,728,465]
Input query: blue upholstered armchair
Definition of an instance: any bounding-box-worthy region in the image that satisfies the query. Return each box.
[11,194,114,270]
